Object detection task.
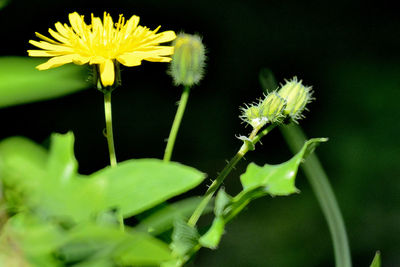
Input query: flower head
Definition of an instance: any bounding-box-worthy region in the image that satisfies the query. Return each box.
[240,92,286,129]
[278,77,313,121]
[28,12,176,87]
[169,33,206,87]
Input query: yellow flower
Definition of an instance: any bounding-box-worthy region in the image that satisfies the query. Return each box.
[28,12,176,87]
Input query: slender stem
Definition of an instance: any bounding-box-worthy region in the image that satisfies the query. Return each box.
[188,144,247,227]
[104,91,124,231]
[187,124,276,227]
[280,123,352,267]
[164,86,191,162]
[104,91,117,167]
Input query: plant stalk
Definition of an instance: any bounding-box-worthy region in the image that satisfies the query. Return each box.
[164,86,191,162]
[187,124,276,227]
[104,91,117,167]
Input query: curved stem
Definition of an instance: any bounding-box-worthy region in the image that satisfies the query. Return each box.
[104,91,117,167]
[164,86,191,162]
[280,123,352,267]
[187,124,276,227]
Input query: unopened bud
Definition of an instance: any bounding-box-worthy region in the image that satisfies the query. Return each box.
[169,33,206,87]
[260,92,286,123]
[278,77,313,121]
[240,105,265,129]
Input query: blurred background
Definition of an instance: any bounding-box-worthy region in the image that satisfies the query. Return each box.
[0,0,399,266]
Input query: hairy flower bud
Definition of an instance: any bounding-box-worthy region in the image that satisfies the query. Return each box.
[169,33,206,87]
[278,77,313,121]
[240,105,264,128]
[260,92,286,123]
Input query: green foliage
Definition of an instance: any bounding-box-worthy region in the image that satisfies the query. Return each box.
[370,251,381,267]
[0,132,207,266]
[0,57,89,108]
[136,197,213,236]
[90,159,206,218]
[170,220,199,260]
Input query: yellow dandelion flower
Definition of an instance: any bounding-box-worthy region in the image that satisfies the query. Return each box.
[28,12,176,87]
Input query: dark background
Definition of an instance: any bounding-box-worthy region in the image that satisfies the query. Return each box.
[1,0,399,266]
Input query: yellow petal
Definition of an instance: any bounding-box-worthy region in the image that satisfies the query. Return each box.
[152,31,176,44]
[69,12,85,35]
[29,40,73,52]
[49,28,70,44]
[124,15,140,35]
[141,46,174,56]
[89,56,105,65]
[117,54,142,67]
[35,32,59,44]
[72,55,90,65]
[143,56,172,63]
[55,22,71,37]
[99,59,115,86]
[28,50,63,57]
[35,54,76,70]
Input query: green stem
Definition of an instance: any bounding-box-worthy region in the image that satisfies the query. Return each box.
[188,145,247,227]
[104,91,117,167]
[280,123,352,267]
[164,86,191,162]
[104,91,124,231]
[187,124,276,227]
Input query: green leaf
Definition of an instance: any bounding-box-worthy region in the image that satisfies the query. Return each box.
[0,133,105,222]
[0,136,48,212]
[241,138,328,196]
[222,138,327,223]
[91,159,206,218]
[170,220,199,258]
[60,224,172,266]
[214,188,232,217]
[199,217,225,249]
[0,57,89,108]
[135,197,213,236]
[370,251,381,267]
[115,230,173,266]
[47,132,78,183]
[0,213,63,266]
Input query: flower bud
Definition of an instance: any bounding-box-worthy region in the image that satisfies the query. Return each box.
[259,92,286,123]
[169,33,206,87]
[240,104,264,128]
[278,77,313,121]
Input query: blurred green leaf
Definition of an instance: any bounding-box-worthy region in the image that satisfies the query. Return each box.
[0,136,47,212]
[46,132,78,183]
[0,133,105,222]
[0,213,63,266]
[0,57,89,108]
[370,251,381,267]
[60,223,172,266]
[0,0,10,10]
[136,197,213,236]
[259,68,278,92]
[170,219,199,258]
[214,188,232,217]
[91,159,206,218]
[199,216,225,249]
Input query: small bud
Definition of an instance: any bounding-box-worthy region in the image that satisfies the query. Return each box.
[278,77,313,121]
[169,33,206,87]
[240,104,265,129]
[259,92,286,123]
